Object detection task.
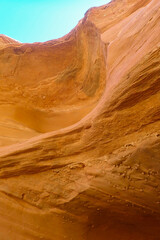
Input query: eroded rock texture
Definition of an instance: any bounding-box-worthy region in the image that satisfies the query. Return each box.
[0,0,160,239]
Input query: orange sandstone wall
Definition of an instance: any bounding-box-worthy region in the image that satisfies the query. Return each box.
[0,0,159,239]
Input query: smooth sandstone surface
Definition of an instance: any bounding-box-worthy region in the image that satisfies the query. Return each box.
[0,0,160,239]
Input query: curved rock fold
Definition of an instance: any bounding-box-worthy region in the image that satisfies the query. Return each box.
[0,0,160,239]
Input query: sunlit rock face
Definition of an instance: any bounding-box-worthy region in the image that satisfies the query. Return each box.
[0,0,160,239]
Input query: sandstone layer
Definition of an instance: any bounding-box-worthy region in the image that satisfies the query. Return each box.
[0,0,160,239]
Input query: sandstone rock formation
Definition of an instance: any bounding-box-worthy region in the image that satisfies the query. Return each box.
[0,0,160,239]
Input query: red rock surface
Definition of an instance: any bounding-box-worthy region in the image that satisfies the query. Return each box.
[0,0,160,239]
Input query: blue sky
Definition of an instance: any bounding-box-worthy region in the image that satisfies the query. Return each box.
[0,0,110,43]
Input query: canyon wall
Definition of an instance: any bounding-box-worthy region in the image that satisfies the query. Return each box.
[0,0,160,239]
